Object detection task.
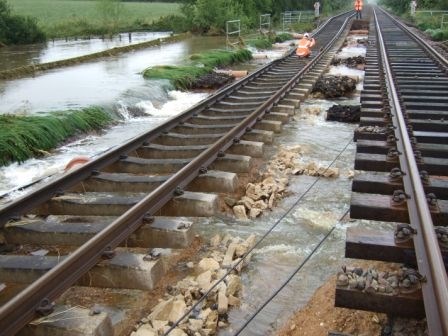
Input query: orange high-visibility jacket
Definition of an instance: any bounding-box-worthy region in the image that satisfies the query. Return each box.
[354,0,363,11]
[296,37,316,57]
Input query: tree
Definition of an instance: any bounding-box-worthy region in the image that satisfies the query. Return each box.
[178,0,349,34]
[0,0,45,45]
[380,0,448,13]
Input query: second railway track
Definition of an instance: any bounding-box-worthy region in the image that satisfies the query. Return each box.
[336,6,448,336]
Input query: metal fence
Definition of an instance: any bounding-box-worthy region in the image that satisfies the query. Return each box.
[415,10,448,16]
[441,14,448,29]
[281,11,314,32]
[226,20,241,49]
[415,10,448,29]
[260,14,271,32]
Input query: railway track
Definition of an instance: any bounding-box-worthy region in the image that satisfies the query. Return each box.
[336,7,448,335]
[0,12,354,336]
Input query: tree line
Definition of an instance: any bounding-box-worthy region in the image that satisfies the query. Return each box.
[379,0,448,14]
[0,0,45,45]
[163,0,349,33]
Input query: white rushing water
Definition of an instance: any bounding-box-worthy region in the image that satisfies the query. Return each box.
[0,90,208,204]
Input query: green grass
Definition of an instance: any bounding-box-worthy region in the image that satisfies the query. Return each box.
[247,32,294,50]
[288,22,316,35]
[0,107,113,166]
[8,0,181,38]
[274,33,294,43]
[247,37,273,49]
[143,48,252,90]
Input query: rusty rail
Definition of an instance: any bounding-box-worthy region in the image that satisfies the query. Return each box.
[0,12,353,336]
[373,8,448,335]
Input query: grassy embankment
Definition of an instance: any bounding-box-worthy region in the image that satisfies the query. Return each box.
[0,107,114,166]
[8,0,181,38]
[143,49,253,90]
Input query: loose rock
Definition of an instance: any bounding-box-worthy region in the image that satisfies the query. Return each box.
[311,75,357,98]
[209,234,221,248]
[192,72,233,90]
[196,271,212,292]
[326,105,361,123]
[226,275,241,296]
[331,56,365,68]
[198,258,220,273]
[232,205,248,220]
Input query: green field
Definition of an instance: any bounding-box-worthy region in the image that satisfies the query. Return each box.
[8,0,181,38]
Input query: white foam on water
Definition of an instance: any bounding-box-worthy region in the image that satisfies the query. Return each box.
[116,101,133,120]
[136,90,208,117]
[0,159,60,195]
[336,45,366,59]
[298,99,336,123]
[294,208,338,230]
[255,243,304,256]
[349,34,368,41]
[248,45,290,63]
[0,90,209,202]
[328,65,365,79]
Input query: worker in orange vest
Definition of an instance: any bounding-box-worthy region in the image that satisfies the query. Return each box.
[296,33,316,58]
[354,0,363,19]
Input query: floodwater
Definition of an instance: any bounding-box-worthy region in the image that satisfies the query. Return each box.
[0,35,226,115]
[0,32,170,71]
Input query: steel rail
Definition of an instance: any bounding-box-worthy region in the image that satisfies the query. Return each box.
[0,13,353,336]
[0,11,348,228]
[378,7,448,68]
[373,8,448,335]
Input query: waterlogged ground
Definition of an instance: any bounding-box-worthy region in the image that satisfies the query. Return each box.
[0,35,224,197]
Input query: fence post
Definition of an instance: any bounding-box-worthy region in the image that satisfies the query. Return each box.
[226,20,241,50]
[442,14,448,29]
[259,14,271,33]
